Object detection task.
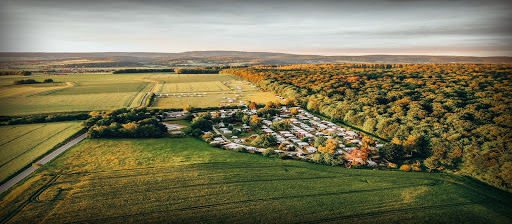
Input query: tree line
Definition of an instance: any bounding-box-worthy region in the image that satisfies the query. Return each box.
[113,68,174,74]
[174,68,220,74]
[1,71,32,76]
[13,79,53,85]
[84,108,168,138]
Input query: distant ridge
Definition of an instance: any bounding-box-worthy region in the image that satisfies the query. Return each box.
[1,51,511,64]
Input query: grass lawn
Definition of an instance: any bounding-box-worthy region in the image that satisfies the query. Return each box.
[1,137,511,223]
[0,121,83,183]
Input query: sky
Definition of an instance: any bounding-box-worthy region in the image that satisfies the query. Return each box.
[1,0,511,56]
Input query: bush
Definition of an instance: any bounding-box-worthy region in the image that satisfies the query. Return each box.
[236,147,248,153]
[400,165,412,171]
[43,79,54,83]
[13,79,39,85]
[262,148,278,157]
[251,134,277,148]
[279,153,289,159]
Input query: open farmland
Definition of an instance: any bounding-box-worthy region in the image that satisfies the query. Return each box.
[149,73,285,108]
[156,81,230,93]
[0,121,83,183]
[1,137,511,223]
[0,73,152,116]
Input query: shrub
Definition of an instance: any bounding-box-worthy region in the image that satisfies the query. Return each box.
[251,134,277,148]
[412,166,422,172]
[400,165,412,171]
[13,79,38,85]
[236,147,248,153]
[262,148,278,157]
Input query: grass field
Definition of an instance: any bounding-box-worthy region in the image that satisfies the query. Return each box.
[156,81,230,93]
[0,73,283,115]
[0,122,83,183]
[147,73,234,83]
[0,73,152,116]
[1,137,511,223]
[150,74,285,108]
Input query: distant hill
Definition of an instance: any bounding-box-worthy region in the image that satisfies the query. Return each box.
[1,51,511,65]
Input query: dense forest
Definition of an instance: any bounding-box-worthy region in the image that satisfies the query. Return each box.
[221,64,512,191]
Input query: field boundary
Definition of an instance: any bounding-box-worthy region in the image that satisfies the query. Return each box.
[125,82,151,108]
[140,81,158,107]
[0,127,86,186]
[0,124,76,169]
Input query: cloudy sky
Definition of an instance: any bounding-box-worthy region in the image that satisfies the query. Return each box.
[1,0,511,56]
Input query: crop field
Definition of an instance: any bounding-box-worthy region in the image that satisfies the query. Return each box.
[0,73,152,116]
[0,121,83,183]
[0,73,284,115]
[147,73,235,83]
[1,138,511,223]
[156,81,230,93]
[149,74,285,108]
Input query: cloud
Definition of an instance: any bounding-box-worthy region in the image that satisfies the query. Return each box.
[1,0,511,56]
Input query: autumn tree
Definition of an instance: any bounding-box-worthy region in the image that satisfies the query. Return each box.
[249,115,262,128]
[249,102,257,110]
[318,138,339,154]
[290,107,299,115]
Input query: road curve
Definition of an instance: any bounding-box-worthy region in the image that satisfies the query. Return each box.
[0,133,87,194]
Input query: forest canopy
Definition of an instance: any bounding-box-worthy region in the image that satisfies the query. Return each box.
[221,63,512,191]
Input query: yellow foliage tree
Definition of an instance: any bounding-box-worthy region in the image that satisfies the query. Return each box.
[318,138,338,154]
[249,102,257,110]
[391,137,402,145]
[265,101,274,109]
[400,164,412,171]
[250,115,261,126]
[122,123,138,130]
[290,108,299,115]
[89,111,101,117]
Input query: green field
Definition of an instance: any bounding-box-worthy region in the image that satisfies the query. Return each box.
[0,122,83,183]
[0,73,152,116]
[157,81,230,93]
[1,137,510,223]
[147,73,234,83]
[150,74,284,108]
[0,73,282,115]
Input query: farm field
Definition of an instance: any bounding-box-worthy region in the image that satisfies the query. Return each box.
[156,81,230,93]
[0,121,83,184]
[0,73,152,116]
[1,137,511,223]
[149,73,284,108]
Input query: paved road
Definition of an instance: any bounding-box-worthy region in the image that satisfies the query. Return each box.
[212,126,230,142]
[0,133,87,194]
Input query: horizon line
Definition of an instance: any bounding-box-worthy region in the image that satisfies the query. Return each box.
[0,50,510,58]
